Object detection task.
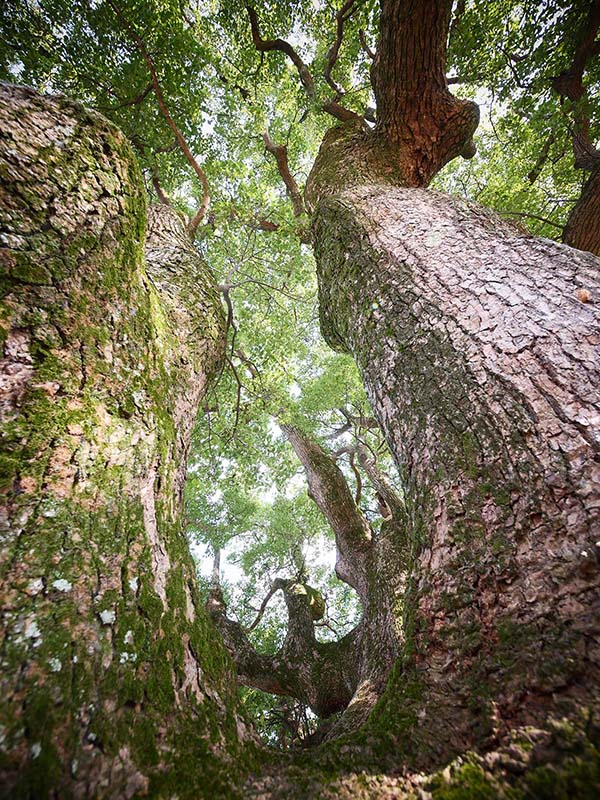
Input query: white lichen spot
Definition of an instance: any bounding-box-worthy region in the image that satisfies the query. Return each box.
[71,759,78,776]
[27,579,44,595]
[424,229,444,248]
[42,507,57,518]
[49,657,61,672]
[128,577,139,592]
[30,742,42,759]
[99,610,116,625]
[24,620,41,640]
[124,630,134,645]
[119,652,130,664]
[87,732,97,743]
[52,578,72,593]
[581,550,589,558]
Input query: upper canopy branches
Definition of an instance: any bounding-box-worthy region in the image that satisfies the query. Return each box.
[247,0,479,188]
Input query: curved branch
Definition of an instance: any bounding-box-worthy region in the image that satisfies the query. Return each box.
[246,4,315,97]
[107,0,210,239]
[281,424,372,595]
[324,0,361,96]
[262,131,306,218]
[246,4,363,124]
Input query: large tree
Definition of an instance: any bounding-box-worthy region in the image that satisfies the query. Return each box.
[1,1,600,798]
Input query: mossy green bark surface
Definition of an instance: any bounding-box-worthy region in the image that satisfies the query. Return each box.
[0,84,257,798]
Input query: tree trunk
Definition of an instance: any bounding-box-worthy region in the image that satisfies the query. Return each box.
[564,166,600,257]
[0,84,247,798]
[310,164,600,764]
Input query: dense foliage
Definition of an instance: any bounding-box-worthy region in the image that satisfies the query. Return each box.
[1,0,597,745]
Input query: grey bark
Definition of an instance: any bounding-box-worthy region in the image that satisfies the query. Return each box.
[311,176,600,761]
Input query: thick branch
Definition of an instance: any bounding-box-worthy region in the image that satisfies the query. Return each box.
[563,167,600,256]
[550,0,600,254]
[356,445,404,521]
[281,424,372,595]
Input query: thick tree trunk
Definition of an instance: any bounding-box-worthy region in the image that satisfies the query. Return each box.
[0,85,247,798]
[310,170,600,764]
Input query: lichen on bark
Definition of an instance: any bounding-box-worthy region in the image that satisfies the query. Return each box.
[0,83,250,798]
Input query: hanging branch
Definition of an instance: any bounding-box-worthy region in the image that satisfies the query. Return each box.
[107,0,210,239]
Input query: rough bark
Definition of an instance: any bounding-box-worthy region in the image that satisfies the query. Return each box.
[564,165,600,256]
[372,0,479,185]
[0,84,247,798]
[311,176,600,763]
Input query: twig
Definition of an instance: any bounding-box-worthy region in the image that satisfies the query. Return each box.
[499,210,563,230]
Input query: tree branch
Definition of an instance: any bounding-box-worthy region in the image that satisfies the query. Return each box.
[262,131,306,218]
[246,4,363,124]
[208,576,358,717]
[107,0,210,239]
[280,424,372,596]
[324,0,360,97]
[246,4,315,97]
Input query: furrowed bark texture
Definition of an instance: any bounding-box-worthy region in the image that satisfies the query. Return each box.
[311,176,600,764]
[0,85,249,799]
[371,0,478,185]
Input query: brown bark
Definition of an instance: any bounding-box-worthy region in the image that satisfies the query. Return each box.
[564,166,600,256]
[0,84,244,797]
[372,0,479,184]
[312,180,600,762]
